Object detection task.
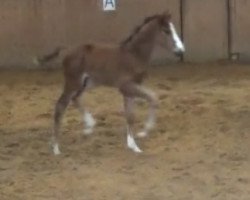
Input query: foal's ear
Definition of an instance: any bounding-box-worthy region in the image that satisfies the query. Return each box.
[162,10,171,20]
[159,10,171,25]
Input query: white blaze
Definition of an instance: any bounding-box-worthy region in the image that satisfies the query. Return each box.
[169,22,185,52]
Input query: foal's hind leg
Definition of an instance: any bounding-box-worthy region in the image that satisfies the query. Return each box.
[72,76,96,135]
[72,95,96,135]
[52,90,75,155]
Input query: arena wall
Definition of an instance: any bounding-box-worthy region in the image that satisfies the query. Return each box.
[0,0,250,68]
[0,0,180,68]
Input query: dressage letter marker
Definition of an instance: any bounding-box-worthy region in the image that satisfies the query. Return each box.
[103,0,116,11]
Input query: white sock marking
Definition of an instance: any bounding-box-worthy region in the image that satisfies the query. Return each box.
[83,111,96,135]
[53,143,61,155]
[169,22,185,52]
[84,112,96,128]
[127,134,142,153]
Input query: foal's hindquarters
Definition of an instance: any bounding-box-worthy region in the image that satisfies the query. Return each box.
[51,45,158,155]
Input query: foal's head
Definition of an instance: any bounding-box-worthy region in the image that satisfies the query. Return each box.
[157,11,185,57]
[121,12,185,60]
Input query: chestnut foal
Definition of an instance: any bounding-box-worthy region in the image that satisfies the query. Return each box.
[43,12,185,155]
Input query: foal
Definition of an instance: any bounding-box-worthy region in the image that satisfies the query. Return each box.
[49,12,185,155]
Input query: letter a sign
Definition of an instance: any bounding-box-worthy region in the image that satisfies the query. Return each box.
[103,0,116,11]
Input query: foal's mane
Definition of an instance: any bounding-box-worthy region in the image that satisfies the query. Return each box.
[120,14,161,47]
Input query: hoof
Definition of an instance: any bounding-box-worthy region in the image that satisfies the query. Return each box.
[137,131,148,138]
[83,128,93,135]
[131,146,143,153]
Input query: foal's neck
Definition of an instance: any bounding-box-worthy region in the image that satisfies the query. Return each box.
[121,21,159,62]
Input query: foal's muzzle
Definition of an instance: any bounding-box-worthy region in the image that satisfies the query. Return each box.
[173,47,185,57]
[174,49,184,57]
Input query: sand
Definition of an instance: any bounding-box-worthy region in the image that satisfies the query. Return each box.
[0,63,249,200]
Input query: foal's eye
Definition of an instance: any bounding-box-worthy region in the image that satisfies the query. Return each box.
[163,28,171,34]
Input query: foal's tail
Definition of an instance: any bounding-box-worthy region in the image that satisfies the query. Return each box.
[33,46,66,66]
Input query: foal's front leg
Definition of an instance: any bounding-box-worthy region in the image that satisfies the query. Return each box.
[136,86,158,138]
[121,83,158,138]
[52,90,74,155]
[123,97,142,153]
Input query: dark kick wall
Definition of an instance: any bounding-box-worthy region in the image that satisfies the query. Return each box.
[0,0,250,68]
